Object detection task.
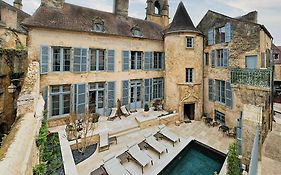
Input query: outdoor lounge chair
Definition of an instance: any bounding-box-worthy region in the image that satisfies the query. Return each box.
[126,143,153,173]
[99,131,110,152]
[121,105,130,116]
[102,154,131,175]
[157,125,180,147]
[144,133,168,159]
[108,108,117,121]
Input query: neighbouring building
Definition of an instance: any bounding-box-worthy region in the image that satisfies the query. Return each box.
[23,0,273,166]
[0,0,29,137]
[273,44,281,102]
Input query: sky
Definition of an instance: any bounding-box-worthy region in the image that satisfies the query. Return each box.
[6,0,281,45]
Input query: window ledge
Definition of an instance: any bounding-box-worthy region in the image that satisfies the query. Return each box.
[47,114,69,121]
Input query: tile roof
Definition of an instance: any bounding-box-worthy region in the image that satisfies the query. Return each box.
[23,3,164,40]
[166,2,200,34]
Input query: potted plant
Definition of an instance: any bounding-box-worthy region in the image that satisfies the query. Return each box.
[144,103,149,112]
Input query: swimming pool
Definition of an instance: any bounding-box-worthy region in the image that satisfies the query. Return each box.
[158,140,226,175]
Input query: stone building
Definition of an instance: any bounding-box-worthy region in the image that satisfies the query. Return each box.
[273,44,281,102]
[0,0,29,136]
[197,10,273,164]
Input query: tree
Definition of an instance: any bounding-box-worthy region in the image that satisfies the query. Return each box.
[65,111,99,154]
[227,142,240,175]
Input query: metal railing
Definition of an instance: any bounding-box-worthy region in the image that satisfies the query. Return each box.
[231,68,271,88]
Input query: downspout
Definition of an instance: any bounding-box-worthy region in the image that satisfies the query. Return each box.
[202,35,205,117]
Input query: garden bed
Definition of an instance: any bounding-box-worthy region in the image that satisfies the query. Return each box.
[72,144,97,164]
[33,120,65,175]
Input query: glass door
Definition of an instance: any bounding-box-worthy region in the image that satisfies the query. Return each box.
[130,80,142,110]
[89,83,105,115]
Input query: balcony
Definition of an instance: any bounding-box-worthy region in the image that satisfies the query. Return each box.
[230,68,272,88]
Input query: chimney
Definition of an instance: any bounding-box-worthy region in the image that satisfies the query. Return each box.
[41,0,65,9]
[241,11,258,23]
[114,0,129,17]
[13,0,22,10]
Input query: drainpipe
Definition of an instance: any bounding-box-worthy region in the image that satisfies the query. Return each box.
[202,35,205,118]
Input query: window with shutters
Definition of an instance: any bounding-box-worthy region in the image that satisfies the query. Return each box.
[186,68,193,83]
[217,49,224,67]
[216,80,226,104]
[245,55,258,69]
[205,53,209,66]
[50,85,71,117]
[153,78,164,99]
[186,37,193,48]
[153,52,163,69]
[51,47,70,72]
[216,26,225,43]
[131,51,142,70]
[74,48,87,72]
[89,82,105,113]
[215,110,225,124]
[90,49,105,71]
[208,29,214,45]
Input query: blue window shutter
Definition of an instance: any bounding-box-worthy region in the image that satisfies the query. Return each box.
[223,48,229,67]
[208,79,214,101]
[144,52,152,70]
[122,51,130,71]
[144,79,151,105]
[107,81,115,109]
[75,84,86,114]
[208,29,214,45]
[261,52,265,68]
[43,86,48,118]
[211,50,215,67]
[225,23,232,42]
[81,48,87,72]
[73,48,81,72]
[107,50,115,72]
[215,80,220,101]
[40,46,49,74]
[226,81,232,108]
[122,80,129,106]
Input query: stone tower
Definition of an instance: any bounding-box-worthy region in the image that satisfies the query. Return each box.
[13,0,22,10]
[41,0,65,8]
[114,0,129,17]
[164,2,203,121]
[146,0,169,27]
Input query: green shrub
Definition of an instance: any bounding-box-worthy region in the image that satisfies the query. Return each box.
[144,104,149,111]
[33,162,47,175]
[227,142,240,175]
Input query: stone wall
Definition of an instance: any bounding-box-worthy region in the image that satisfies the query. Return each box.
[0,61,43,175]
[164,32,203,120]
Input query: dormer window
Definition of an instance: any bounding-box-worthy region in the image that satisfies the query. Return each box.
[92,17,104,33]
[131,26,142,37]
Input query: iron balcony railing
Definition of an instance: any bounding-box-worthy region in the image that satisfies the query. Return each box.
[230,68,272,88]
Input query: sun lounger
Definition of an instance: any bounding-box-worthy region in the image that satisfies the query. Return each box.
[121,105,130,116]
[157,125,180,146]
[99,131,109,152]
[108,108,117,120]
[126,143,153,173]
[144,133,168,159]
[102,154,131,175]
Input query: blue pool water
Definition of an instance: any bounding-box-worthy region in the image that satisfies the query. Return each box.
[159,140,226,175]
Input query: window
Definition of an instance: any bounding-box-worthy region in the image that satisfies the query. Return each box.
[153,52,163,69]
[186,68,193,83]
[216,80,226,104]
[50,85,71,116]
[186,37,193,48]
[208,79,214,101]
[208,29,214,45]
[217,49,224,67]
[52,47,70,72]
[89,83,105,113]
[153,78,164,99]
[154,1,161,15]
[245,55,257,69]
[217,26,225,43]
[215,110,225,124]
[90,49,105,71]
[274,53,279,60]
[131,51,142,70]
[132,28,142,37]
[205,53,209,66]
[211,50,215,67]
[94,23,104,32]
